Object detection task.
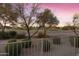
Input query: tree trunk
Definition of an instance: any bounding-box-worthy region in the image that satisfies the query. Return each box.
[43,24,46,36]
[22,16,31,40]
[27,27,31,40]
[2,21,6,33]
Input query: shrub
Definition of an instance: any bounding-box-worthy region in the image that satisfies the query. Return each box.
[5,39,22,56]
[37,32,44,38]
[37,32,49,38]
[0,32,10,39]
[16,34,26,39]
[8,31,17,38]
[0,31,17,39]
[69,36,79,48]
[53,37,61,45]
[43,40,50,52]
[21,39,31,48]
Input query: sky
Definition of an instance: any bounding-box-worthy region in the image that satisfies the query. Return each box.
[40,3,79,27]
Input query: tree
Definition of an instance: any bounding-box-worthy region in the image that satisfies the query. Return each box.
[37,9,59,36]
[14,3,41,40]
[47,16,59,28]
[0,3,18,32]
[73,13,79,37]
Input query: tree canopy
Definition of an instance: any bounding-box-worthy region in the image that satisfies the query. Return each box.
[37,9,59,27]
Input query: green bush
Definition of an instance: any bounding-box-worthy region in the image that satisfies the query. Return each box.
[21,39,31,48]
[0,31,17,39]
[43,40,50,52]
[0,32,9,39]
[53,37,61,44]
[5,39,22,56]
[8,31,17,38]
[16,34,26,39]
[69,36,79,48]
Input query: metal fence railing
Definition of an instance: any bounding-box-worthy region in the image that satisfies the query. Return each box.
[0,37,79,56]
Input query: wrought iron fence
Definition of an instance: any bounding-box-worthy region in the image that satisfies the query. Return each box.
[0,37,79,56]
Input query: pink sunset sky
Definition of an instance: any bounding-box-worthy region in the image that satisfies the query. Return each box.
[40,3,79,27]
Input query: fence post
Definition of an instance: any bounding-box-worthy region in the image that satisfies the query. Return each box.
[41,39,43,56]
[74,37,76,55]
